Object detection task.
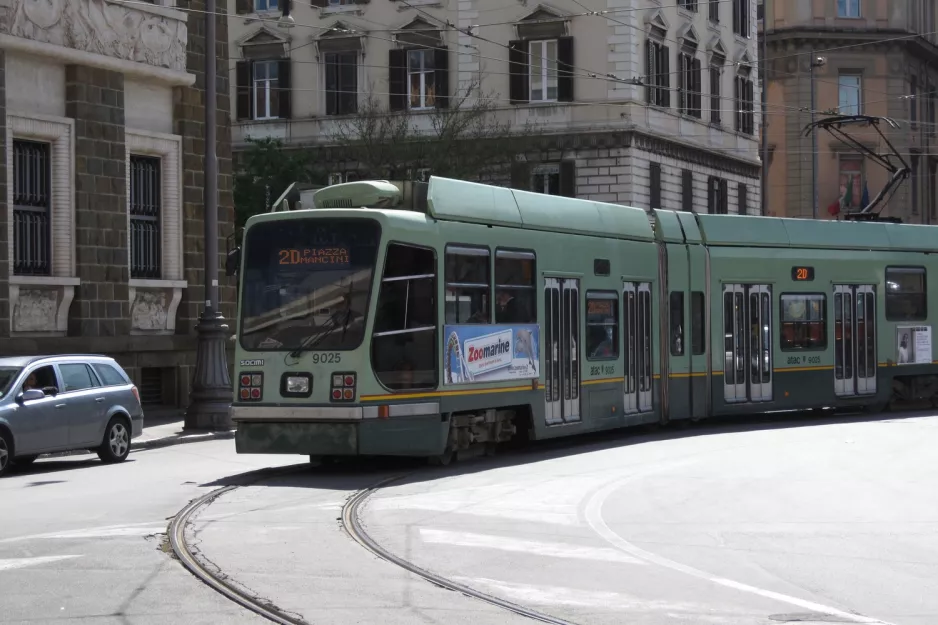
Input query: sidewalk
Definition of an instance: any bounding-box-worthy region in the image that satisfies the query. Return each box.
[131,407,236,451]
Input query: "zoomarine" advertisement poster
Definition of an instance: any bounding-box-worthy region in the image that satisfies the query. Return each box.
[443,324,540,384]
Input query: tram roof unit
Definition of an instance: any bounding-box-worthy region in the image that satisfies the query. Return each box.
[307,176,656,242]
[652,209,938,253]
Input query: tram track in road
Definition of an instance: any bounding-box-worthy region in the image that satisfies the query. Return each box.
[169,462,580,625]
[169,466,314,625]
[341,475,580,625]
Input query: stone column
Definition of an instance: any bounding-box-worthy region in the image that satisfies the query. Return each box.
[65,66,129,337]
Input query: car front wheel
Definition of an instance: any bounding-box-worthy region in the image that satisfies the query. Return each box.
[98,417,131,464]
[0,431,11,477]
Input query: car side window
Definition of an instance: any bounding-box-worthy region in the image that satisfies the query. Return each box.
[92,363,127,386]
[59,364,98,392]
[23,365,58,395]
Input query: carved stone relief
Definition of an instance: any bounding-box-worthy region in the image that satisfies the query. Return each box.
[12,288,59,333]
[131,288,169,332]
[1,0,187,72]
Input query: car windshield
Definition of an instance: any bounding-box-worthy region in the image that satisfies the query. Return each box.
[0,367,22,398]
[239,217,380,351]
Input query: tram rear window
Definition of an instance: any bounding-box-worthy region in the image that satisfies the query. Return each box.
[885,267,926,321]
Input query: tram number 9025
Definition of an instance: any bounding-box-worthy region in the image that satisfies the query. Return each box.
[787,355,821,365]
[309,353,341,364]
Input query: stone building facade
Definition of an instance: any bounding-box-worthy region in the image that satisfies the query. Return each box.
[229,0,762,214]
[762,0,938,222]
[0,0,235,407]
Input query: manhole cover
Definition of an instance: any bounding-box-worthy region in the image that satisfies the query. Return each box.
[769,614,859,623]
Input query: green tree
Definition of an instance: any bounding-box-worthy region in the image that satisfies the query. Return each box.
[233,137,324,228]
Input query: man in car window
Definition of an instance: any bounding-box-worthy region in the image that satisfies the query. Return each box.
[23,372,38,391]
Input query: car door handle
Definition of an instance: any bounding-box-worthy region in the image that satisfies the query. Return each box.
[95,397,105,403]
[55,404,66,409]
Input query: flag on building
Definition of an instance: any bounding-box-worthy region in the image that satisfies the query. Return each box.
[840,176,854,212]
[860,181,870,209]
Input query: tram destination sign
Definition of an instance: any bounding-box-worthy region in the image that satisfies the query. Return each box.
[277,246,351,268]
[791,266,815,281]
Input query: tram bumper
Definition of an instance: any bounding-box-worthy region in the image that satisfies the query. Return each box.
[231,404,446,457]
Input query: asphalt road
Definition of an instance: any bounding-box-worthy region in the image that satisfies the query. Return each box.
[189,412,938,625]
[0,440,294,624]
[4,412,936,625]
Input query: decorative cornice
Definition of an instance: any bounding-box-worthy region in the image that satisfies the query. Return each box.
[0,0,191,79]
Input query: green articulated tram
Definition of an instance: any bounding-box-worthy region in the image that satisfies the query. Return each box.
[228,176,938,463]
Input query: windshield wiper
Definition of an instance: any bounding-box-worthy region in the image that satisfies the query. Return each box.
[288,313,341,359]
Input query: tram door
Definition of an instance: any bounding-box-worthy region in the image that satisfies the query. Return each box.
[834,285,876,396]
[544,278,581,425]
[723,284,773,403]
[623,282,653,413]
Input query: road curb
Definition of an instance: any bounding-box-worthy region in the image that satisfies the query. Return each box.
[132,430,236,451]
[41,429,236,459]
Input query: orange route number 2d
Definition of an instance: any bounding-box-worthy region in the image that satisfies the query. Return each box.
[278,247,351,266]
[791,266,814,281]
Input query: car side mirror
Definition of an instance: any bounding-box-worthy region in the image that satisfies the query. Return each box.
[42,386,58,397]
[17,389,45,403]
[225,247,240,277]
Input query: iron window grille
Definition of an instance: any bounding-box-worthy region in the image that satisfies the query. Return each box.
[12,139,52,276]
[129,155,162,279]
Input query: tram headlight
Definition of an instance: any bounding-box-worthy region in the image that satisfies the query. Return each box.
[280,372,312,397]
[285,376,309,394]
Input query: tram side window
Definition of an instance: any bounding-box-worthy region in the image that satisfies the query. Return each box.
[669,292,684,356]
[445,246,490,323]
[691,291,705,355]
[371,244,437,390]
[780,293,826,350]
[495,249,536,324]
[885,267,926,321]
[586,292,619,360]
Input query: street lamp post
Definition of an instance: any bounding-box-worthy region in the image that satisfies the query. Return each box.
[185,0,296,430]
[809,54,826,220]
[186,0,231,430]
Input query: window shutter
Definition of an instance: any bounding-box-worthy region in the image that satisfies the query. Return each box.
[236,60,252,121]
[645,40,653,104]
[677,54,685,111]
[511,161,530,190]
[278,58,292,119]
[236,0,252,14]
[649,162,661,208]
[662,46,670,107]
[738,182,748,214]
[434,47,449,109]
[325,55,338,115]
[719,179,728,213]
[388,48,407,111]
[509,40,529,104]
[707,175,716,213]
[682,169,693,211]
[559,160,576,197]
[693,58,702,116]
[557,36,575,102]
[747,79,754,132]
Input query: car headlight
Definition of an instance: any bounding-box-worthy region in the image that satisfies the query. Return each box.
[285,376,309,394]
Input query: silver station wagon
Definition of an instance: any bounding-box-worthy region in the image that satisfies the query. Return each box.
[0,355,144,476]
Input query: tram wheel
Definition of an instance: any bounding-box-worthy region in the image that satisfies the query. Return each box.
[428,450,454,466]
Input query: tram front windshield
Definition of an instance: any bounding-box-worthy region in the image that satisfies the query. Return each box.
[239,218,380,351]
